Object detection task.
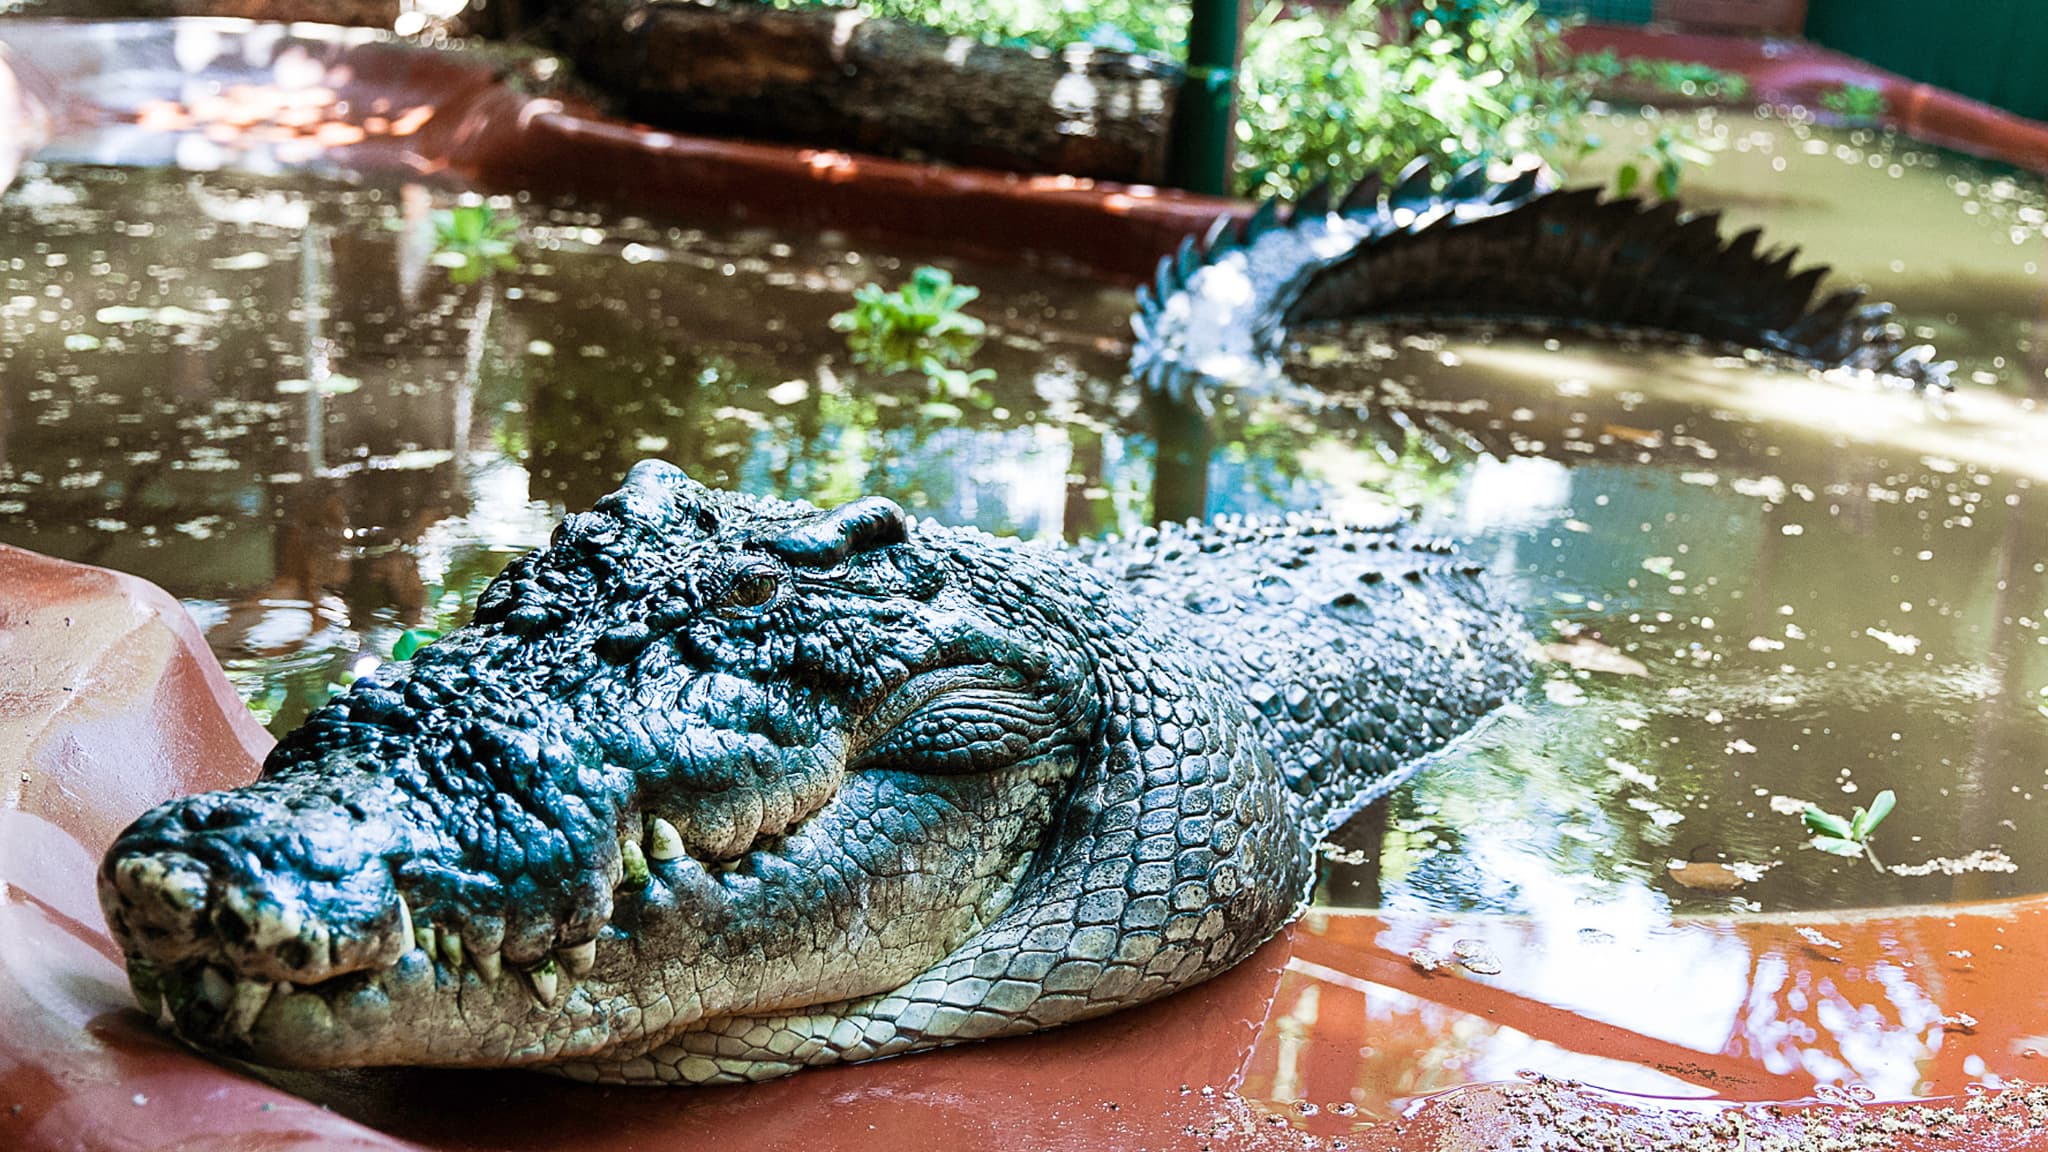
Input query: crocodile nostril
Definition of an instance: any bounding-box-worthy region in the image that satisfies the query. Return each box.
[275,939,312,972]
[214,903,252,945]
[105,851,216,962]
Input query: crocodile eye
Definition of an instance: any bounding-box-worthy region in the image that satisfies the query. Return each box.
[722,570,779,612]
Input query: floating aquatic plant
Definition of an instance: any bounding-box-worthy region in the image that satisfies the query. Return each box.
[393,628,440,661]
[831,265,994,394]
[431,203,520,284]
[1612,127,1712,201]
[1802,788,1895,872]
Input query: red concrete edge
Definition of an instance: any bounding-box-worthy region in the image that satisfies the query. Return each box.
[446,100,1240,285]
[1565,24,2048,174]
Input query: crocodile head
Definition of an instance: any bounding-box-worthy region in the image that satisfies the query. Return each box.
[99,460,1103,1073]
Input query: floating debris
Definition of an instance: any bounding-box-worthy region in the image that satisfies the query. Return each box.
[1889,850,2018,877]
[1865,627,1922,655]
[1667,859,1776,891]
[1451,939,1504,975]
[1543,637,1649,677]
[1797,926,1844,951]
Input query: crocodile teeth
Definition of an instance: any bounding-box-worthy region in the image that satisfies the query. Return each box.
[133,972,163,1018]
[619,837,649,886]
[415,923,439,960]
[226,979,273,1035]
[647,817,686,861]
[526,960,560,1007]
[439,932,465,971]
[473,948,502,982]
[557,939,596,977]
[395,894,414,951]
[199,965,232,1010]
[157,996,176,1030]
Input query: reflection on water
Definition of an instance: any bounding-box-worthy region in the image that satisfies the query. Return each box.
[1235,897,2048,1131]
[1,111,2047,1112]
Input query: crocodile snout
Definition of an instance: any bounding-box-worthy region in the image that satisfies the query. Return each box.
[99,785,417,1043]
[103,842,407,986]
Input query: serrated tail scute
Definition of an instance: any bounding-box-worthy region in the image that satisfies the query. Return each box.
[1280,184,1951,392]
[1127,161,1954,401]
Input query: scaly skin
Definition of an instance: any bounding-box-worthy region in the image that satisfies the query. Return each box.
[1131,159,1952,400]
[99,460,1528,1083]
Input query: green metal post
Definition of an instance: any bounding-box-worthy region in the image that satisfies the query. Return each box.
[1166,0,1240,195]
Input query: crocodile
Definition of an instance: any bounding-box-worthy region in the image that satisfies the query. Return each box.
[99,461,1527,1083]
[1129,159,1951,402]
[99,168,1948,1084]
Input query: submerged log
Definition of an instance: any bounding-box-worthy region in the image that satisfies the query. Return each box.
[544,0,1181,183]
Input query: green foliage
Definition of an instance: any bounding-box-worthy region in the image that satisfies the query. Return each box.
[830,265,994,392]
[1801,789,1896,863]
[1577,51,1750,101]
[393,628,440,661]
[431,203,519,285]
[785,0,1588,200]
[1819,83,1887,124]
[1612,127,1711,201]
[1233,0,1589,199]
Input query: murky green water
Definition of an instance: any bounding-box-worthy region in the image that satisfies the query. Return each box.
[2,110,2044,921]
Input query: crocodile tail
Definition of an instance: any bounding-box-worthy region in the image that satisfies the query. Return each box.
[1281,187,1952,389]
[1129,160,1954,398]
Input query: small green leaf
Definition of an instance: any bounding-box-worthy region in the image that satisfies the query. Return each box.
[1654,163,1680,201]
[1858,789,1896,837]
[1810,836,1867,858]
[393,628,441,661]
[1802,805,1854,839]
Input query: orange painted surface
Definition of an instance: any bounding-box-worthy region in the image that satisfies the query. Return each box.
[6,546,2048,1150]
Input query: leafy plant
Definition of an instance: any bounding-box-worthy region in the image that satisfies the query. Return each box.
[1612,127,1712,201]
[785,0,1589,201]
[393,628,440,661]
[431,203,520,285]
[1819,83,1887,125]
[1233,0,1590,199]
[1577,52,1750,102]
[783,0,1188,57]
[830,265,992,387]
[1640,59,1747,101]
[1802,788,1896,871]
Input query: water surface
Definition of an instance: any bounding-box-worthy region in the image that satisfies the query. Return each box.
[1,112,2043,936]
